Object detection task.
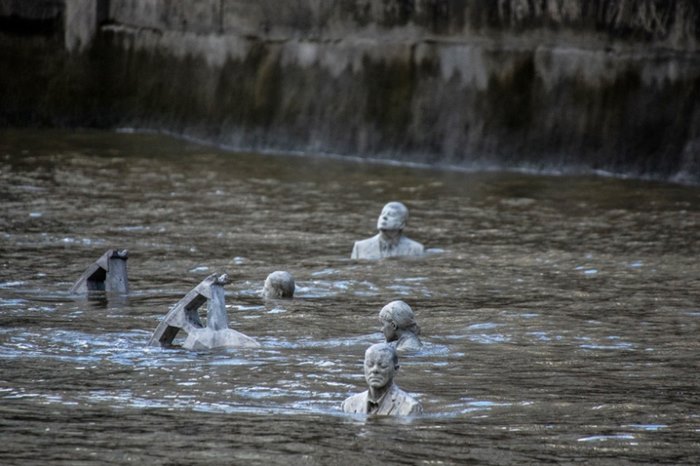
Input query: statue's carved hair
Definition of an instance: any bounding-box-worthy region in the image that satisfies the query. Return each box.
[366,342,398,366]
[379,300,421,336]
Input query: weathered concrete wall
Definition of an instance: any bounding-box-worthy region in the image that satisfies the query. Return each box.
[65,0,109,51]
[0,0,63,20]
[0,0,63,36]
[105,0,700,49]
[1,0,699,183]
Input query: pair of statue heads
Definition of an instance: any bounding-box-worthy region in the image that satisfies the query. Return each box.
[339,301,424,416]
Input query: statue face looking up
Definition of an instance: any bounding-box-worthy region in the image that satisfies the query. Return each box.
[364,345,398,389]
[377,202,408,231]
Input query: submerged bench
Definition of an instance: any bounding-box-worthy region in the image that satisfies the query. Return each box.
[148,273,259,350]
[70,249,129,294]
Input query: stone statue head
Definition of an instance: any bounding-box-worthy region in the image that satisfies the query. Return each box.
[364,343,399,390]
[379,300,421,342]
[262,271,295,299]
[376,202,408,231]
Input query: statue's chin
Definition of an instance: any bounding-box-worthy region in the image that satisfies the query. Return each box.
[367,378,388,389]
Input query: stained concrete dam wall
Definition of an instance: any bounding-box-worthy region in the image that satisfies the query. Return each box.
[1,0,699,183]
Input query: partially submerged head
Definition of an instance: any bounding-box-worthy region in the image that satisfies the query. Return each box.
[262,271,295,299]
[379,300,420,342]
[376,202,409,232]
[363,343,399,390]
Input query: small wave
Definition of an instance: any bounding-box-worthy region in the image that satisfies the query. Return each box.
[625,424,667,431]
[0,281,25,288]
[578,434,636,442]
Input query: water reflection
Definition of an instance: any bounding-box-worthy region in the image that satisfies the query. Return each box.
[0,129,698,463]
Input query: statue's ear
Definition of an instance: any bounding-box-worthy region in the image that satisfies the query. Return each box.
[395,364,400,371]
[391,321,398,330]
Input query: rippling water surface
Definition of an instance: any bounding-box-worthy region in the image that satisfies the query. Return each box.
[1,129,698,464]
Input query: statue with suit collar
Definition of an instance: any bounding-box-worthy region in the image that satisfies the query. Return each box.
[341,343,422,416]
[351,202,424,260]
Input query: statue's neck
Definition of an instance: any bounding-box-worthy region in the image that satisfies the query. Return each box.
[379,229,402,247]
[368,382,393,402]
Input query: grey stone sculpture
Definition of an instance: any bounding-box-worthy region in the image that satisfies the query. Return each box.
[351,202,424,260]
[70,249,129,294]
[379,300,423,353]
[262,271,295,299]
[341,343,423,416]
[148,273,259,350]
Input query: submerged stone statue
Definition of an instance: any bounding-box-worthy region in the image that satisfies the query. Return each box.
[351,202,424,260]
[341,343,422,416]
[148,273,259,350]
[70,249,129,294]
[379,300,423,353]
[262,271,295,299]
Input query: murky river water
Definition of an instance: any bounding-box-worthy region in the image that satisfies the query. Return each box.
[0,129,698,464]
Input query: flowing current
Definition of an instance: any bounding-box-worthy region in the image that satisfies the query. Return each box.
[0,129,698,464]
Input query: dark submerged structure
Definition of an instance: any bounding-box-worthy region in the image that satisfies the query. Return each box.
[1,0,699,183]
[70,248,129,294]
